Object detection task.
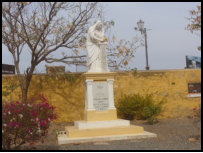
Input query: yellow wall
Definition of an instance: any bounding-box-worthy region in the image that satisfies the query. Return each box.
[2,69,201,122]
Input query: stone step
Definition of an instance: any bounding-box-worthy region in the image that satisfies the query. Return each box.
[58,131,157,145]
[74,119,130,129]
[65,125,144,138]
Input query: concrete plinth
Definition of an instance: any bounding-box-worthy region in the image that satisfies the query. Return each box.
[58,131,157,145]
[84,109,117,121]
[75,119,130,129]
[66,125,144,138]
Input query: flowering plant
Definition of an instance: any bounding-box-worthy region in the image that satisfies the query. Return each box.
[2,94,57,150]
[193,104,201,120]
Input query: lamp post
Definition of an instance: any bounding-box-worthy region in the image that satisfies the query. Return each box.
[134,19,150,70]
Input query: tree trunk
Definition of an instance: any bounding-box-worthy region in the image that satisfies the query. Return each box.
[22,65,35,103]
[22,88,28,103]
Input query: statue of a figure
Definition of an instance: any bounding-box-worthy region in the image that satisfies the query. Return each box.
[86,20,109,73]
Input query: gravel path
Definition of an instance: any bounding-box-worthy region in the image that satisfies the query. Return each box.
[22,117,201,150]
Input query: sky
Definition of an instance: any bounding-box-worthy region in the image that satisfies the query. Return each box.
[2,2,201,73]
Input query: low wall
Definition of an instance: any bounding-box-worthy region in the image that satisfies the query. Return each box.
[2,69,201,122]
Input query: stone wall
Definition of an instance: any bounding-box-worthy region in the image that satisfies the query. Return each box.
[2,69,201,122]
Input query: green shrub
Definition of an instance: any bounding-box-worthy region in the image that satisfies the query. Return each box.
[116,94,138,120]
[143,103,162,124]
[116,93,165,124]
[2,82,19,97]
[131,68,138,76]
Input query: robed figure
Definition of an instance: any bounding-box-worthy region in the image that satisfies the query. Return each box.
[86,20,109,73]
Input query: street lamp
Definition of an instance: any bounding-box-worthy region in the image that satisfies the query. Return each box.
[134,19,150,70]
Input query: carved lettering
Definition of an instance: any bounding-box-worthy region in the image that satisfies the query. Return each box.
[92,82,109,111]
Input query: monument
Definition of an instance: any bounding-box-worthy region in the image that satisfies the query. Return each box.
[58,20,156,144]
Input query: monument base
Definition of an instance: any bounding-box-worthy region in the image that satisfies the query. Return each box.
[84,109,117,121]
[75,119,130,129]
[57,72,157,145]
[66,125,144,138]
[58,131,157,145]
[57,119,157,145]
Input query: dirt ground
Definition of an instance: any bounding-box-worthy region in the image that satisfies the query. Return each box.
[21,117,201,150]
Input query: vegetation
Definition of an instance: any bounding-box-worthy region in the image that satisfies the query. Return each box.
[2,95,56,150]
[185,5,201,51]
[2,2,98,102]
[116,93,165,124]
[131,68,138,76]
[193,104,201,121]
[2,82,19,97]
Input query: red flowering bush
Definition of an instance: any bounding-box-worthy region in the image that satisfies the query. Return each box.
[2,94,57,150]
[193,104,201,120]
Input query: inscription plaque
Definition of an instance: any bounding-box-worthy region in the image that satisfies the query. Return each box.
[93,82,109,111]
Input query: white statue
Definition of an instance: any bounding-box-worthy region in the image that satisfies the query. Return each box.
[86,20,109,73]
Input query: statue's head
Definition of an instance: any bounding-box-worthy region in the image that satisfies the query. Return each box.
[95,20,102,30]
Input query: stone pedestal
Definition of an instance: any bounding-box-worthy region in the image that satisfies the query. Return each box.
[58,72,156,144]
[84,72,117,121]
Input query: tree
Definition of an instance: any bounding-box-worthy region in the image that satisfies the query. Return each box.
[185,5,201,51]
[2,2,98,103]
[2,2,142,103]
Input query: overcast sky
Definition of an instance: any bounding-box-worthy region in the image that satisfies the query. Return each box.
[2,2,201,73]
